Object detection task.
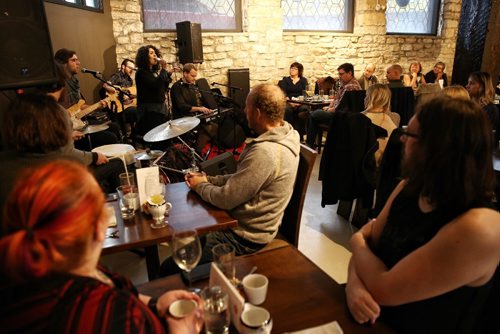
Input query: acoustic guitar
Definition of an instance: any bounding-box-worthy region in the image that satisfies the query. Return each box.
[67,97,110,130]
[106,86,137,113]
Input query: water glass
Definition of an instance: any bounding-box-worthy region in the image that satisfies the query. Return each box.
[212,243,236,284]
[116,185,138,220]
[200,286,230,334]
[329,89,335,99]
[119,172,135,186]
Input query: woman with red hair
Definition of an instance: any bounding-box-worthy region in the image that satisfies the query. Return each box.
[0,160,202,333]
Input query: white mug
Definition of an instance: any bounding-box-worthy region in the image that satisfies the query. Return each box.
[240,303,273,334]
[242,274,268,305]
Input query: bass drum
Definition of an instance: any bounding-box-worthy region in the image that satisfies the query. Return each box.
[153,144,192,184]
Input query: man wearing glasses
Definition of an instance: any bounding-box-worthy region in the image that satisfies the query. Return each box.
[103,59,138,138]
[424,61,448,87]
[306,63,361,149]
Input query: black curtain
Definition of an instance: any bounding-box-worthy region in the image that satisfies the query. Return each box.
[452,0,492,86]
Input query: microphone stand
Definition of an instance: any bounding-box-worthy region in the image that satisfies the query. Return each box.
[186,84,227,155]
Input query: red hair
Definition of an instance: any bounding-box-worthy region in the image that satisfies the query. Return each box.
[0,160,105,282]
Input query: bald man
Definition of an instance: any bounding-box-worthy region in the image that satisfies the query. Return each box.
[358,64,378,90]
[160,84,300,276]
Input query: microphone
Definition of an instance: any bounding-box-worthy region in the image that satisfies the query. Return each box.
[180,81,197,89]
[81,68,101,75]
[211,82,243,91]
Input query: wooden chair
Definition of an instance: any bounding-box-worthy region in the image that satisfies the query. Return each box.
[261,144,318,250]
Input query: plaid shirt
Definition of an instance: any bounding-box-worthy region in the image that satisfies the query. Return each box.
[332,77,362,111]
[0,266,165,333]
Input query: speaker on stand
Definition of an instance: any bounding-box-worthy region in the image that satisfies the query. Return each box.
[0,0,57,90]
[175,21,203,64]
[228,68,251,137]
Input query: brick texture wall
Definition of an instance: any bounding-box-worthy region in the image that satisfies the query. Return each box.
[110,0,461,93]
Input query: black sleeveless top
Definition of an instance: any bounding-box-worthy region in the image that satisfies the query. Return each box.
[375,189,497,334]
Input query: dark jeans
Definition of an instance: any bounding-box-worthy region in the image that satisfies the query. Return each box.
[90,159,126,194]
[285,104,309,139]
[306,108,334,147]
[159,229,266,277]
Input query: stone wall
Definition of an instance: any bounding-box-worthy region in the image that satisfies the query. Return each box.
[110,0,461,93]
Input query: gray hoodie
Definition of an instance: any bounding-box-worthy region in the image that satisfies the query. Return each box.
[193,121,300,244]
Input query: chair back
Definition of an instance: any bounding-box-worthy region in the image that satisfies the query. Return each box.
[390,87,415,126]
[279,144,317,247]
[336,90,366,113]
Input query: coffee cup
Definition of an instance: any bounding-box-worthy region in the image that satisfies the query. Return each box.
[240,303,273,334]
[169,299,197,318]
[242,274,268,305]
[148,200,172,222]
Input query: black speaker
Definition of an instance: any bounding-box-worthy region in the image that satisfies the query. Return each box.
[0,0,57,90]
[199,152,237,176]
[176,21,203,64]
[228,68,250,112]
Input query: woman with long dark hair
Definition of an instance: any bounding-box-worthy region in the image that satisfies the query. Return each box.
[346,97,500,333]
[134,45,174,136]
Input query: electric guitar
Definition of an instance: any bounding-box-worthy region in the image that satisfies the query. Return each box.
[106,86,137,113]
[67,97,110,130]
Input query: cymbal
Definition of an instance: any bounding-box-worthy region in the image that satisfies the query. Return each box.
[143,117,200,142]
[83,124,109,134]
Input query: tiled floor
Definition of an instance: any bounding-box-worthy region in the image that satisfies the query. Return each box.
[100,152,356,285]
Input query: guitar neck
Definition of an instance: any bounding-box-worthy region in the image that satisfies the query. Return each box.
[75,99,107,119]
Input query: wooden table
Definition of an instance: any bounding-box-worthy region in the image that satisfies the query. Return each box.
[138,245,394,334]
[287,99,331,109]
[102,182,237,280]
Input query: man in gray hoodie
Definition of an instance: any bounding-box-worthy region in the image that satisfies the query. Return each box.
[160,84,300,275]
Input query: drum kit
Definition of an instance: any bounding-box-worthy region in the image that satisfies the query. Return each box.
[92,116,204,179]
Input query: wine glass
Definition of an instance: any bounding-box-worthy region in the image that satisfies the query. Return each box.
[145,175,168,229]
[171,229,202,289]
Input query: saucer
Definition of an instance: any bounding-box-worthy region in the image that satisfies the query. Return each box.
[169,299,197,318]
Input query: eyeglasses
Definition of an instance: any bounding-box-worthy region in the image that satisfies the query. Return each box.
[400,129,419,139]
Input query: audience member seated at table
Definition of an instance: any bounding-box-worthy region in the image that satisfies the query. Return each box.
[306,63,361,148]
[134,45,174,136]
[385,64,404,88]
[358,63,378,90]
[441,85,470,100]
[424,61,448,87]
[278,62,309,141]
[466,71,499,131]
[54,48,121,150]
[0,161,203,333]
[346,96,500,333]
[160,84,300,276]
[361,84,398,166]
[314,76,336,95]
[0,94,124,222]
[403,62,426,92]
